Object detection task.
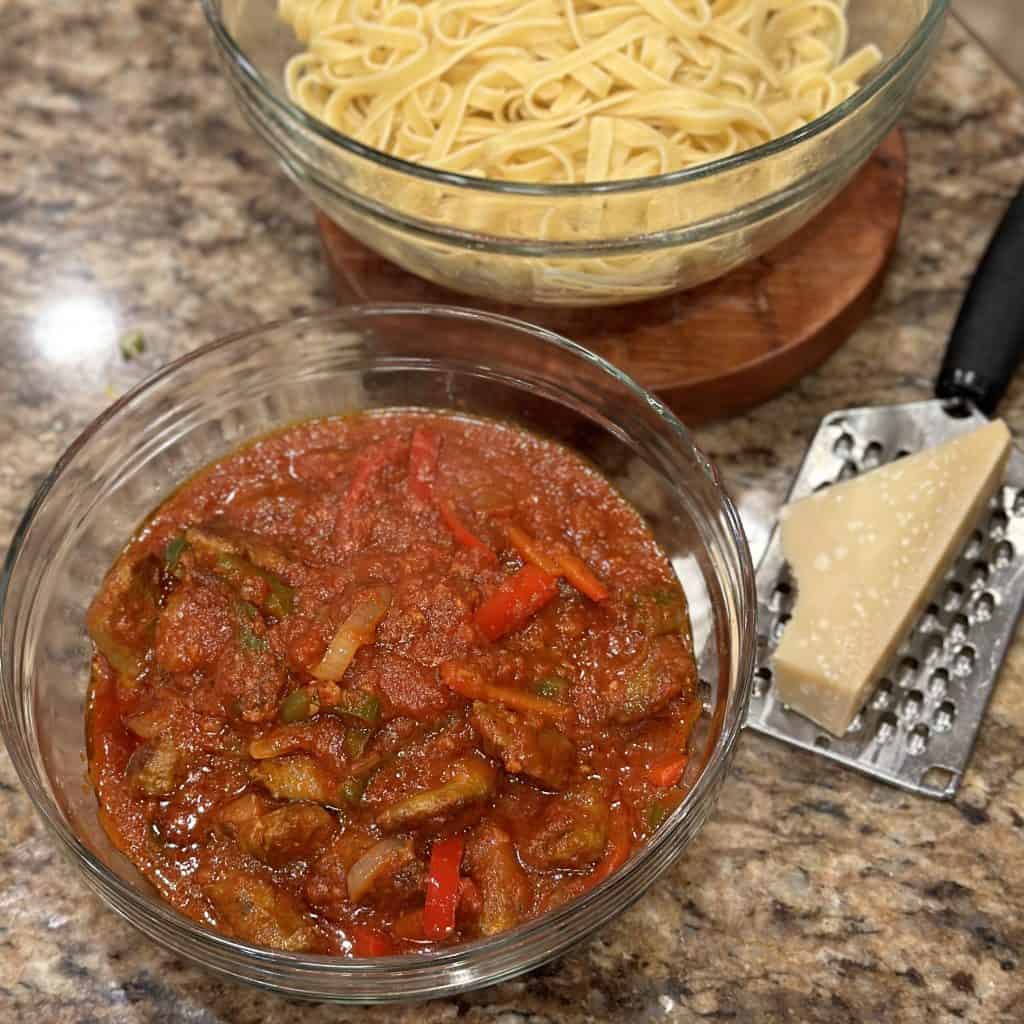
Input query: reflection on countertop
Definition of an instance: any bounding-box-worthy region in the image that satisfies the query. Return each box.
[1,3,1024,1023]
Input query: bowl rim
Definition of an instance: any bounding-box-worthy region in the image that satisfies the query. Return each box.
[200,0,949,197]
[0,304,756,995]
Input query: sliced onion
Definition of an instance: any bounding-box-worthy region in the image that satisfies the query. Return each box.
[346,837,413,904]
[312,585,393,683]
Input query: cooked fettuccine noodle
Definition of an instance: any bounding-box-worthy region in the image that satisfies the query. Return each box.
[279,0,880,184]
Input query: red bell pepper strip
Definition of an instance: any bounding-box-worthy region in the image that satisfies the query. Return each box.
[423,836,464,940]
[504,525,608,602]
[407,428,495,560]
[438,498,496,562]
[350,923,393,957]
[647,753,688,788]
[555,551,609,602]
[474,564,558,641]
[333,438,404,544]
[408,428,440,502]
[505,524,560,575]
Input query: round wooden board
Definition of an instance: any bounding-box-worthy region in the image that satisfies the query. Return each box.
[318,130,907,424]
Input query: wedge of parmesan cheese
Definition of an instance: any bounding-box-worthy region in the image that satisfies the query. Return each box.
[773,418,1011,736]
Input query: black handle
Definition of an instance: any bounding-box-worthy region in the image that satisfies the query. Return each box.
[935,185,1024,415]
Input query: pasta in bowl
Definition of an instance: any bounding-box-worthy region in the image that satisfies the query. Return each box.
[280,0,881,183]
[205,0,947,304]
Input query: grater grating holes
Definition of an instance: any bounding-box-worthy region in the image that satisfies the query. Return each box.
[964,531,985,561]
[989,508,1009,539]
[933,700,956,732]
[832,432,855,458]
[769,581,793,613]
[953,645,976,677]
[973,591,996,621]
[949,613,970,643]
[942,580,965,611]
[969,561,990,589]
[907,723,930,755]
[896,656,918,687]
[919,603,942,633]
[862,441,884,469]
[993,540,1014,569]
[927,667,949,698]
[900,689,924,721]
[921,633,944,661]
[838,461,858,481]
[871,680,893,709]
[752,667,772,699]
[697,678,712,710]
[875,711,898,744]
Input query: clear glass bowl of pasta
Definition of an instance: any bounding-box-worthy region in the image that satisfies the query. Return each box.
[202,0,946,306]
[203,0,946,306]
[0,306,755,1001]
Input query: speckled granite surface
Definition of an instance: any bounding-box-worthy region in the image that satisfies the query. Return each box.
[1,3,1023,1021]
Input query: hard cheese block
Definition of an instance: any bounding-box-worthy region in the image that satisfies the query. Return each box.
[773,418,1011,736]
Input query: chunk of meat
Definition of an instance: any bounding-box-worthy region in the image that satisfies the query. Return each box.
[369,856,425,914]
[631,588,691,638]
[366,653,452,720]
[604,637,691,724]
[376,755,495,834]
[464,823,532,937]
[153,758,251,845]
[305,829,376,923]
[519,780,610,870]
[220,794,336,868]
[250,755,338,804]
[186,524,297,584]
[212,634,287,723]
[126,738,187,797]
[123,697,178,740]
[87,554,162,678]
[182,526,297,622]
[204,872,322,952]
[469,702,575,790]
[360,717,476,809]
[154,575,234,674]
[345,837,422,909]
[375,575,479,666]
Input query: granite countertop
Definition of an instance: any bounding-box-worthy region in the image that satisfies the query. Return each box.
[2,3,1024,1022]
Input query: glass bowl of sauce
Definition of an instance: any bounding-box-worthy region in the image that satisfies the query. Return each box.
[0,306,755,1001]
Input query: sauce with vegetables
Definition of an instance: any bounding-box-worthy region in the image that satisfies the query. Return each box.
[86,411,700,955]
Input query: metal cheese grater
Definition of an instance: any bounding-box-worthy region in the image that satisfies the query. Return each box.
[749,185,1024,799]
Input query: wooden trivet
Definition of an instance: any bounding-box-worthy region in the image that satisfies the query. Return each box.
[318,130,907,424]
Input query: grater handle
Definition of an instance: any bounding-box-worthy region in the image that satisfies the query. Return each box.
[936,184,1024,415]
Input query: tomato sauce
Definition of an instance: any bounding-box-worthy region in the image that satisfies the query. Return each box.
[85,411,700,954]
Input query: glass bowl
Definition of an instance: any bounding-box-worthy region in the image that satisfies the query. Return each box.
[201,0,946,306]
[0,306,755,1002]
